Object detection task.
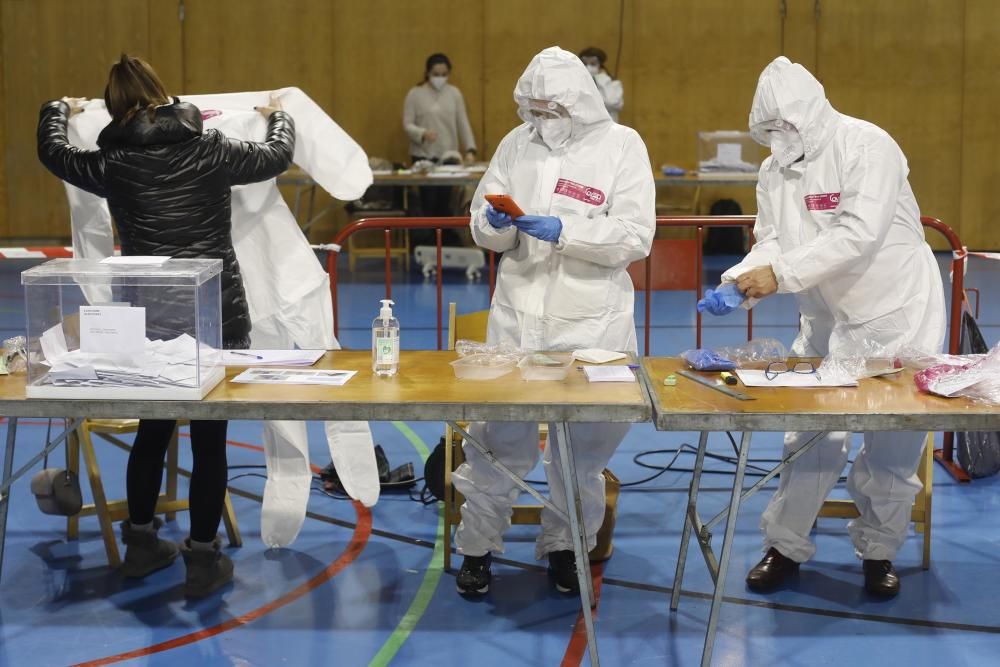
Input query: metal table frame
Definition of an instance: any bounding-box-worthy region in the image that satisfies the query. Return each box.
[0,354,649,667]
[639,361,1000,667]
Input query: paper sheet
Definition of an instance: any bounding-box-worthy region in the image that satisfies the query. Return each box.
[222,349,325,366]
[573,349,627,364]
[582,365,636,383]
[735,369,857,388]
[79,306,146,354]
[100,256,170,266]
[231,368,356,386]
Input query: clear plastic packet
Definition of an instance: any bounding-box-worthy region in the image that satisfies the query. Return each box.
[914,342,1000,404]
[714,338,788,369]
[816,339,899,384]
[454,339,523,362]
[681,348,736,371]
[3,336,26,374]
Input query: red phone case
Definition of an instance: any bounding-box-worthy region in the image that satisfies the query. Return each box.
[485,194,525,219]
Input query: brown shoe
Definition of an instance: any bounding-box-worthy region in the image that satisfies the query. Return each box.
[180,536,234,598]
[863,559,900,598]
[746,547,799,592]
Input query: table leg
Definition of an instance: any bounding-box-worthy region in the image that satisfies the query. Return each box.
[0,417,18,582]
[552,422,600,667]
[671,430,710,611]
[701,431,752,667]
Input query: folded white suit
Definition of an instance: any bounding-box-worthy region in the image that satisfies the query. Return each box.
[64,88,380,547]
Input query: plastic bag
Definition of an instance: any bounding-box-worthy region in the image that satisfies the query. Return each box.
[681,349,737,371]
[714,338,788,369]
[816,339,899,385]
[953,310,1000,477]
[454,339,523,363]
[3,336,26,374]
[913,341,1000,403]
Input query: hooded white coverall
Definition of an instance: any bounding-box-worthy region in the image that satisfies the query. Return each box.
[454,47,655,559]
[63,88,381,548]
[722,57,946,563]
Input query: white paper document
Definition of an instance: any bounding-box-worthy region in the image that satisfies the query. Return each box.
[735,369,858,388]
[573,349,627,364]
[231,368,356,386]
[222,349,325,366]
[100,256,171,266]
[38,332,207,389]
[716,142,743,165]
[79,306,146,354]
[582,365,636,383]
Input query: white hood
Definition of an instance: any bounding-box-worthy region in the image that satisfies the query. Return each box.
[513,46,612,140]
[749,56,839,161]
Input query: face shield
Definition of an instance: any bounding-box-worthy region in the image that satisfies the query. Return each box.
[518,98,573,150]
[751,119,804,168]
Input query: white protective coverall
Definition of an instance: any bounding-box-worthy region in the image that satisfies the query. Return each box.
[722,57,946,563]
[593,71,624,123]
[454,47,655,559]
[64,88,381,548]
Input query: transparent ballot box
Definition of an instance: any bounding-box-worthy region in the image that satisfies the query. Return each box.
[696,131,765,175]
[21,258,224,400]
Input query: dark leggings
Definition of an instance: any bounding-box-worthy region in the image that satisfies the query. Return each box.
[127,419,228,543]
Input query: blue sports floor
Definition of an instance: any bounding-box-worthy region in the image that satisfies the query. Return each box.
[1,253,999,666]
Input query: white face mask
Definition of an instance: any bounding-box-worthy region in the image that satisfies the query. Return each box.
[429,75,448,90]
[770,129,804,167]
[586,64,601,76]
[536,117,572,149]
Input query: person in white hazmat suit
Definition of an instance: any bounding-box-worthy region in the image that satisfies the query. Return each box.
[698,57,945,597]
[62,88,381,549]
[454,47,655,596]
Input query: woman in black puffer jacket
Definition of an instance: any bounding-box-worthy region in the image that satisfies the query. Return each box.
[37,54,294,597]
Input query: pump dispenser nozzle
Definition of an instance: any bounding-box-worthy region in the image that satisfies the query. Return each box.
[379,299,395,321]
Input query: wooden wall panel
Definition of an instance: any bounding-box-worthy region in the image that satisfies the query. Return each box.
[1,0,151,239]
[961,0,1000,249]
[329,0,484,164]
[633,0,783,216]
[814,0,964,249]
[481,0,631,158]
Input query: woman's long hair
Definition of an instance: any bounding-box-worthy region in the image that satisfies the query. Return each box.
[103,54,170,125]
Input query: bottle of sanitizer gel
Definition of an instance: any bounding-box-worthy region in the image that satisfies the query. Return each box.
[372,299,400,376]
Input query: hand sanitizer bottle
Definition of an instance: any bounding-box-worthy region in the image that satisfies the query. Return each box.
[372,299,400,376]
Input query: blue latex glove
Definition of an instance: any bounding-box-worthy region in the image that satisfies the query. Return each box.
[513,215,562,242]
[682,348,737,371]
[697,283,746,316]
[485,203,513,229]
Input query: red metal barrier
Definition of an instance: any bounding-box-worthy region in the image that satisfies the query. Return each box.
[327,214,970,481]
[330,215,963,353]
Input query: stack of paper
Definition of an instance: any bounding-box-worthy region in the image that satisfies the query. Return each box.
[734,369,857,388]
[231,368,356,386]
[40,324,210,389]
[221,349,324,367]
[582,365,636,383]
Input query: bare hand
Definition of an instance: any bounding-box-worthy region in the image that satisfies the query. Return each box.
[736,265,778,299]
[423,129,439,144]
[254,92,283,118]
[62,97,87,116]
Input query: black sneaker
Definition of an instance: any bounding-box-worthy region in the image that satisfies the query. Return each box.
[547,550,580,594]
[456,554,492,596]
